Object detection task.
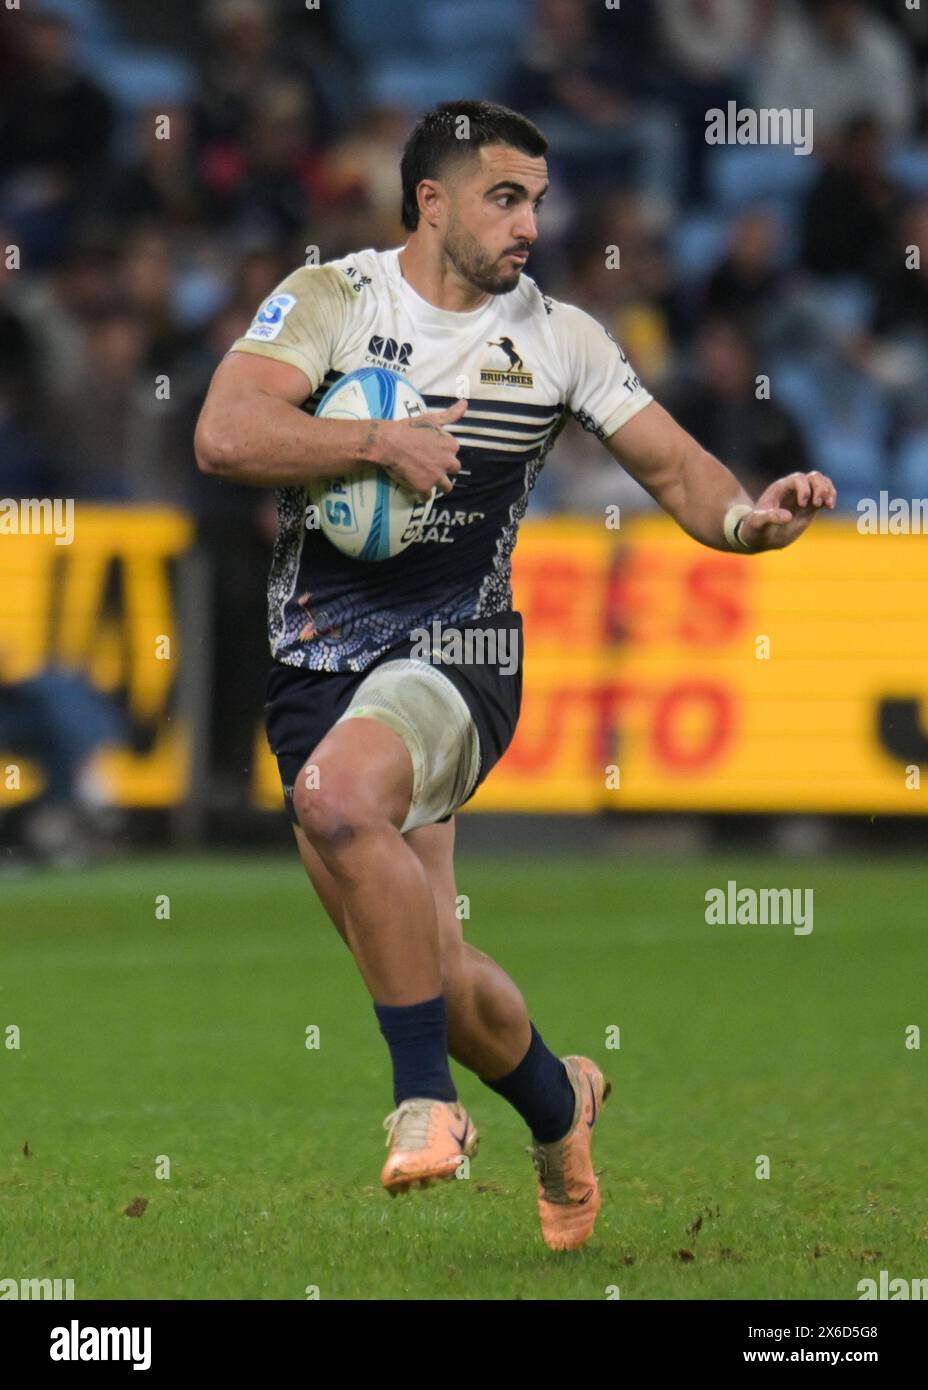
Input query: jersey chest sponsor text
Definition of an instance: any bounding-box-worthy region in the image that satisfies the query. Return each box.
[411,504,486,546]
[348,323,553,400]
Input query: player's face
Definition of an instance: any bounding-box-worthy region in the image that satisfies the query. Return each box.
[442,145,548,296]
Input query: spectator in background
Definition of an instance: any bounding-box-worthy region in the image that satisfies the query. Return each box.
[317,106,411,253]
[119,226,191,374]
[197,0,306,145]
[0,9,113,179]
[201,79,321,242]
[0,663,128,868]
[39,306,154,500]
[226,245,292,322]
[10,233,120,403]
[875,0,928,66]
[507,0,630,124]
[704,208,787,333]
[0,221,60,497]
[872,199,928,343]
[194,0,349,171]
[194,0,334,241]
[801,115,902,283]
[878,0,928,135]
[753,0,916,147]
[563,191,684,388]
[0,224,40,431]
[0,9,113,265]
[663,315,811,499]
[658,0,756,80]
[506,0,682,207]
[860,199,928,434]
[0,413,59,505]
[655,0,758,199]
[94,104,206,234]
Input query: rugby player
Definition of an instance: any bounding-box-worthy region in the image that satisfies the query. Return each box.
[194,101,835,1251]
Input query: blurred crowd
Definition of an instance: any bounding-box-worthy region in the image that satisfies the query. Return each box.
[2,0,928,851]
[3,0,928,518]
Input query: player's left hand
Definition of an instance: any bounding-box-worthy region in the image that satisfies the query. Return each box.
[739,471,837,551]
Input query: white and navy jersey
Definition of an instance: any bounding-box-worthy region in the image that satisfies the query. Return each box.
[228,246,652,672]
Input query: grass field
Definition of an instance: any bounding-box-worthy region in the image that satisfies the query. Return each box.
[1,850,925,1301]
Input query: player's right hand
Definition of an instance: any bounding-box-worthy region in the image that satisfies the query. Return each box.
[376,398,468,499]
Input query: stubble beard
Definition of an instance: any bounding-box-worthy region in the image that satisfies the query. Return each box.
[443,220,524,297]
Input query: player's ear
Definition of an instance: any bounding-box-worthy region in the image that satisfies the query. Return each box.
[417,179,444,228]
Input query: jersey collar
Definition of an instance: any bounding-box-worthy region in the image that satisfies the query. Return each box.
[386,247,495,328]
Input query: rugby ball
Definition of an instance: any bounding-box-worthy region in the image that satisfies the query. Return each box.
[308,367,436,561]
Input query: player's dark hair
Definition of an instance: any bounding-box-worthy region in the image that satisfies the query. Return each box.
[400,100,548,231]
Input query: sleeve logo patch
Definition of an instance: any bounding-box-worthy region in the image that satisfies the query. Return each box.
[245,293,297,341]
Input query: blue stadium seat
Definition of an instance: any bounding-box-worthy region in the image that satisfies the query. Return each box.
[670,211,733,280]
[769,358,832,439]
[29,0,116,49]
[889,147,928,196]
[85,47,195,112]
[368,62,499,111]
[775,199,804,266]
[769,353,891,500]
[896,430,928,493]
[421,0,528,48]
[333,0,429,60]
[800,277,876,339]
[173,270,229,332]
[815,429,887,500]
[337,0,526,112]
[818,375,890,499]
[707,147,820,212]
[420,0,527,89]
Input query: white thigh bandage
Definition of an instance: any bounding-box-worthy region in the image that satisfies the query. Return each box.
[334,659,481,833]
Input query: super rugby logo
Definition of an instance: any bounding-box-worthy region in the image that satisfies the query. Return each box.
[480,337,533,388]
[245,293,296,342]
[366,337,413,371]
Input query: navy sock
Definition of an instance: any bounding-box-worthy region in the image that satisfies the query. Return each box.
[481,1023,575,1142]
[374,995,457,1106]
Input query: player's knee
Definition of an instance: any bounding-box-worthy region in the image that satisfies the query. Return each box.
[293,774,377,856]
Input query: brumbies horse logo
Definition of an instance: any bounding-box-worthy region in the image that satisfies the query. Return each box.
[487,337,523,370]
[481,337,533,388]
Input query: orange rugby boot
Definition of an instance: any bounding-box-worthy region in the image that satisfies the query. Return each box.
[381,1098,478,1194]
[529,1055,611,1250]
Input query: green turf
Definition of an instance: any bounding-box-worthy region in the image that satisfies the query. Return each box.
[1,851,925,1300]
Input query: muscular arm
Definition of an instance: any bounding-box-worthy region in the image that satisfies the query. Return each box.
[194,352,382,487]
[605,400,835,553]
[193,351,465,495]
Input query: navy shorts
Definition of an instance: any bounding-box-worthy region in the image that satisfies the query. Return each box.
[264,611,523,827]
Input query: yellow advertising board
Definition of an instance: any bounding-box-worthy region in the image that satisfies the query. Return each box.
[0,508,194,807]
[468,516,928,814]
[3,508,925,816]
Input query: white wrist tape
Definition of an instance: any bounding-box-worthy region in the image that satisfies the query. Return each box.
[723,503,755,552]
